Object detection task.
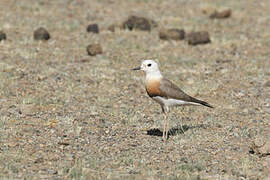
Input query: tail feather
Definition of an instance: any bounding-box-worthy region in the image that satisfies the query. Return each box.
[190,97,214,108]
[199,100,214,108]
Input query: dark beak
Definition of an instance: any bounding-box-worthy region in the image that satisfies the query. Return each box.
[132,67,141,71]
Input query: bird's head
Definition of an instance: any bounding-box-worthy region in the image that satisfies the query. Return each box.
[132,60,160,75]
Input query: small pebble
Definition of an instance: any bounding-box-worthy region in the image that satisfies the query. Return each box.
[186,31,211,45]
[159,28,185,40]
[0,31,7,41]
[263,81,270,87]
[123,15,157,31]
[34,27,50,40]
[86,24,99,33]
[86,44,103,56]
[210,9,232,19]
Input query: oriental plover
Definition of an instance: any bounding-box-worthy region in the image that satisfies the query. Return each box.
[133,59,213,141]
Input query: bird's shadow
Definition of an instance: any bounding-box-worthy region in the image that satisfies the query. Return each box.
[146,124,206,138]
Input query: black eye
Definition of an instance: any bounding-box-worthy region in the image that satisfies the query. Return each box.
[147,63,152,67]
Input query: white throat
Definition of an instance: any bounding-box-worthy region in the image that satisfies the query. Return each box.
[145,70,162,81]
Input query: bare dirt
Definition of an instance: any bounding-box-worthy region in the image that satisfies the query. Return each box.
[0,0,270,179]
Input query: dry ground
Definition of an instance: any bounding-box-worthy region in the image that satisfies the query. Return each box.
[0,0,270,179]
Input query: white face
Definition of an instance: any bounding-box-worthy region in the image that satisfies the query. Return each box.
[140,60,159,73]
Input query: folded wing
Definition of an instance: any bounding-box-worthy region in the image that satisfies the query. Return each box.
[159,78,213,108]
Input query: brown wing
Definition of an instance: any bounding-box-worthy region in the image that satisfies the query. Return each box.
[159,78,193,101]
[159,78,213,108]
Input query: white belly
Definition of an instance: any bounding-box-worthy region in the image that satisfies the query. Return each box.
[152,96,200,107]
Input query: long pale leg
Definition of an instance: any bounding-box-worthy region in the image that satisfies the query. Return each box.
[166,106,171,139]
[162,106,170,141]
[165,116,170,139]
[162,113,167,141]
[180,107,187,133]
[161,106,167,141]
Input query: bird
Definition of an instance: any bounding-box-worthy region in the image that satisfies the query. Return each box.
[132,59,213,141]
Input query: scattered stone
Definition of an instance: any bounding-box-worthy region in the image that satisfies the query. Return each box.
[34,157,44,164]
[263,81,270,87]
[0,31,7,41]
[216,59,232,64]
[108,24,116,32]
[186,31,211,45]
[210,9,232,19]
[48,169,58,175]
[122,15,157,31]
[19,104,38,116]
[37,75,47,81]
[250,137,270,157]
[34,27,50,40]
[159,28,185,40]
[201,6,216,15]
[86,23,99,33]
[58,141,70,146]
[86,44,103,56]
[79,59,90,63]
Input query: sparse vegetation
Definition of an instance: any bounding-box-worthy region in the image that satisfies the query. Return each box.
[0,0,269,179]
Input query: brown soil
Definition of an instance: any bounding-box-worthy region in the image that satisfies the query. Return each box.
[0,0,269,179]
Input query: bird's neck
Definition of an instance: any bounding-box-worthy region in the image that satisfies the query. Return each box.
[145,71,162,82]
